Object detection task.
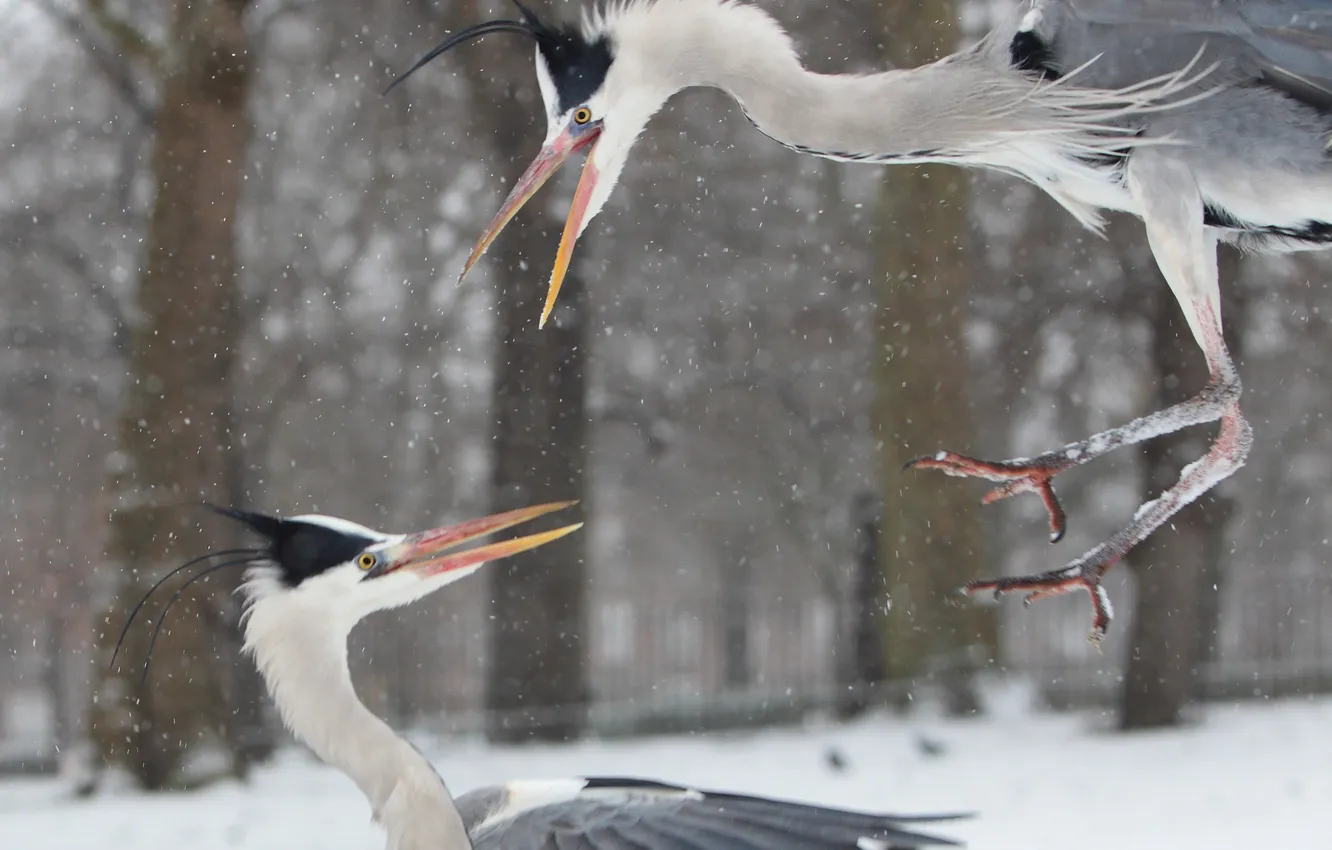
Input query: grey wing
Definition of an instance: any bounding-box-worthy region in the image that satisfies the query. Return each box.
[1055,0,1332,106]
[463,780,966,850]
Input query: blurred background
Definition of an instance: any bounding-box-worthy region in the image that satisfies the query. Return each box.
[1,0,1330,808]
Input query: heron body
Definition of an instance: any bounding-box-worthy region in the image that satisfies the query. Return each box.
[388,0,1332,637]
[146,504,966,850]
[1019,2,1332,253]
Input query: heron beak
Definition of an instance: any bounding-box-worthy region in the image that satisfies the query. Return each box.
[366,501,581,580]
[542,144,599,329]
[460,125,602,329]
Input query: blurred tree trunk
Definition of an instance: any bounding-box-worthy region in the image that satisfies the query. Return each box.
[836,491,889,719]
[1120,247,1244,729]
[87,0,270,789]
[485,257,590,744]
[43,613,69,754]
[874,0,997,713]
[453,1,589,744]
[719,531,754,691]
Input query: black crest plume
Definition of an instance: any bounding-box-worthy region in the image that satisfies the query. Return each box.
[110,503,384,683]
[109,503,274,683]
[383,1,548,95]
[382,0,614,110]
[207,504,283,539]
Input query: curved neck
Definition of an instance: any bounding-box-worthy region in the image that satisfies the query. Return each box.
[245,597,471,850]
[616,0,995,160]
[608,0,1148,231]
[615,1,1060,164]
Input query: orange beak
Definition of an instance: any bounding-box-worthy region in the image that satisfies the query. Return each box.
[461,125,603,329]
[365,501,580,580]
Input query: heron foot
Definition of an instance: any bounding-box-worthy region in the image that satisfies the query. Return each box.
[918,307,1250,641]
[938,400,1250,640]
[905,450,1074,543]
[906,369,1244,550]
[961,548,1120,644]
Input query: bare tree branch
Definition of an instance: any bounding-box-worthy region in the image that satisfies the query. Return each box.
[42,240,132,355]
[84,0,161,69]
[29,0,157,126]
[0,208,131,355]
[0,324,114,359]
[594,406,672,456]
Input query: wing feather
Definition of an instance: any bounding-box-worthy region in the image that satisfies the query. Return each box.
[672,801,960,850]
[603,822,685,850]
[468,781,964,850]
[630,813,778,850]
[1058,0,1332,107]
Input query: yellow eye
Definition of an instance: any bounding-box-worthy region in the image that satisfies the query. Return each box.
[357,553,376,570]
[573,106,592,125]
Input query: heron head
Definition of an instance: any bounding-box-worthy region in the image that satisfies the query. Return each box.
[385,1,672,328]
[214,502,580,623]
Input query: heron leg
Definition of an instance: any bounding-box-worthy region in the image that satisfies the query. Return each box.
[918,308,1249,642]
[959,374,1249,643]
[903,384,1235,545]
[915,154,1253,640]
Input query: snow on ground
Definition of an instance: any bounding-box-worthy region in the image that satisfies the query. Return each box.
[3,690,1330,850]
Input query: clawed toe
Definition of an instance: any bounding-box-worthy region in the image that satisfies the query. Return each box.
[907,450,1071,543]
[962,553,1118,642]
[920,371,1249,644]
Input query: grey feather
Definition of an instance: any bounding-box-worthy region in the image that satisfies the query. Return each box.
[1054,0,1332,108]
[458,780,965,850]
[999,0,1332,255]
[456,786,510,836]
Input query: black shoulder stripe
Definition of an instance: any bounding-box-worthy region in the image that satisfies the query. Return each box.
[581,777,692,793]
[1010,31,1060,80]
[1204,203,1332,244]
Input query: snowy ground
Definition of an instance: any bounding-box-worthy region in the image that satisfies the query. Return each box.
[3,689,1330,850]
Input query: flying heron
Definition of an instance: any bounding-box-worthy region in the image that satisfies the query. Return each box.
[119,502,965,850]
[386,0,1332,639]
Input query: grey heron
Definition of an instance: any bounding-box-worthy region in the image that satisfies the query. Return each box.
[386,0,1332,640]
[125,501,964,850]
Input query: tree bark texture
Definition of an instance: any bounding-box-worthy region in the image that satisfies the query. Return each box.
[836,491,889,719]
[874,0,998,711]
[719,530,755,692]
[89,0,263,789]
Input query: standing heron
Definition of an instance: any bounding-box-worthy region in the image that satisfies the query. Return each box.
[124,501,964,850]
[386,0,1332,639]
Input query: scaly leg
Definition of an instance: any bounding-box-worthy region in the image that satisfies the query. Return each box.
[905,377,1238,545]
[957,383,1248,642]
[912,153,1253,640]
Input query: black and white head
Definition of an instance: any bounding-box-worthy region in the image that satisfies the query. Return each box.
[224,502,581,626]
[112,500,580,675]
[386,0,719,326]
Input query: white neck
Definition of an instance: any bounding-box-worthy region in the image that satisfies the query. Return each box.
[606,1,1021,157]
[244,593,472,850]
[605,0,1177,229]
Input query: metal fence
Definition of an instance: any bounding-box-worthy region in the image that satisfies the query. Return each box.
[355,557,1332,738]
[4,555,1332,772]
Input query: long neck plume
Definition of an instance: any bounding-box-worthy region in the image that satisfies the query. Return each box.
[625,0,1006,159]
[244,592,471,850]
[608,0,1194,228]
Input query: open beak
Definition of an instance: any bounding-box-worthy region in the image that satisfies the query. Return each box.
[365,501,580,580]
[460,125,603,329]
